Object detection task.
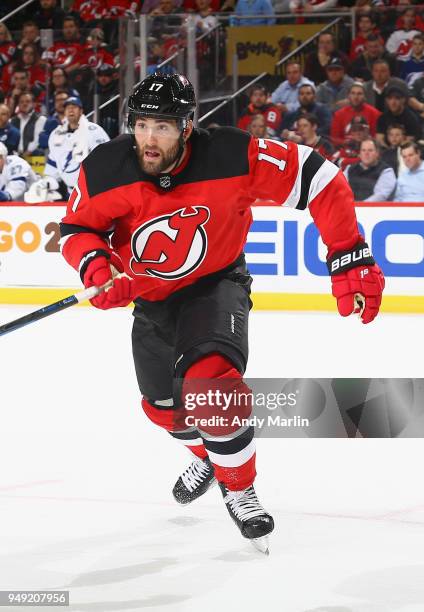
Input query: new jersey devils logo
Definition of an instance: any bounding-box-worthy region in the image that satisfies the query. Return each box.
[130,206,210,279]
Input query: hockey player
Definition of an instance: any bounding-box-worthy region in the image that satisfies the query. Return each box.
[45,97,109,196]
[60,73,385,553]
[0,142,36,201]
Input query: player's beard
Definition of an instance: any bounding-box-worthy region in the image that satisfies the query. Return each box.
[137,140,181,175]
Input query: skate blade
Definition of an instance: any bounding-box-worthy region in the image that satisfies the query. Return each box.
[250,535,270,555]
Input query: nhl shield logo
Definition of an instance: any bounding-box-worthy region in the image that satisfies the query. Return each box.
[130,206,210,280]
[159,175,171,189]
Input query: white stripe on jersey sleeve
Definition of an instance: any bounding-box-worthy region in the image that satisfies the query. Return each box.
[284,144,313,208]
[308,158,339,204]
[58,234,75,250]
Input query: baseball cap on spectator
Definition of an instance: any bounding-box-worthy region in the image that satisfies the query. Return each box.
[386,86,407,99]
[89,28,105,41]
[97,63,115,76]
[326,58,344,70]
[64,96,83,108]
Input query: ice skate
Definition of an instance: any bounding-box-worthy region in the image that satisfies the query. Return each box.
[219,482,274,555]
[173,456,217,505]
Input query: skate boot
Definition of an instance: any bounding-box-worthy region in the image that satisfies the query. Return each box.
[219,482,274,554]
[173,456,217,505]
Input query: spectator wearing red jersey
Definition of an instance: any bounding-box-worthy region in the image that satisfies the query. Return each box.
[247,114,269,139]
[2,43,47,102]
[42,16,85,74]
[103,1,140,46]
[5,69,45,115]
[18,44,46,90]
[289,113,335,159]
[331,82,381,146]
[304,31,349,86]
[237,84,281,137]
[350,14,381,61]
[80,28,114,71]
[0,23,16,80]
[394,8,424,34]
[386,8,423,61]
[182,0,221,10]
[104,0,140,18]
[70,0,106,24]
[331,116,370,170]
[32,0,65,30]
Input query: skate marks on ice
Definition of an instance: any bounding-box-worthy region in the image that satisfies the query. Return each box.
[0,511,268,611]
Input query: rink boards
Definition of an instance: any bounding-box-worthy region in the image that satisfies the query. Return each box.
[0,202,422,313]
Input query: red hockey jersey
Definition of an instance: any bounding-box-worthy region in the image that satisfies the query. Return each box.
[104,0,139,17]
[42,41,84,68]
[60,128,361,301]
[80,44,114,69]
[0,41,16,70]
[70,0,106,21]
[237,104,282,136]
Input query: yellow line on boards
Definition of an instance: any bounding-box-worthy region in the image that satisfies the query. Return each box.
[0,288,423,314]
[252,293,424,313]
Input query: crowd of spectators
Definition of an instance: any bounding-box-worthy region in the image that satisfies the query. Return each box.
[236,2,424,201]
[1,0,424,202]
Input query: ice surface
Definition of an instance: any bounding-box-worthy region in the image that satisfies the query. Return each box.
[0,305,423,612]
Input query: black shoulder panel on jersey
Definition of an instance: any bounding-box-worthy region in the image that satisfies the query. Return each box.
[82,129,251,198]
[183,127,251,184]
[296,150,325,210]
[82,134,140,198]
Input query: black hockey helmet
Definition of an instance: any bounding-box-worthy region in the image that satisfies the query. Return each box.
[127,72,196,131]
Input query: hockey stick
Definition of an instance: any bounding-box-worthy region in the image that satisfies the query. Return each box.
[0,283,111,338]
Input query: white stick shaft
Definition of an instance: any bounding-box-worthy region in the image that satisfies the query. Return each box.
[74,280,113,304]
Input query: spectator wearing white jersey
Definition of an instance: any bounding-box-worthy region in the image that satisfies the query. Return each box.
[45,96,109,195]
[0,142,36,201]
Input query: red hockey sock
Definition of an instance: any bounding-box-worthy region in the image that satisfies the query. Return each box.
[141,398,207,458]
[183,353,256,490]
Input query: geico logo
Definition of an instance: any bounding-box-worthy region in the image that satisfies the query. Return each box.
[0,221,60,253]
[330,248,371,273]
[247,219,424,278]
